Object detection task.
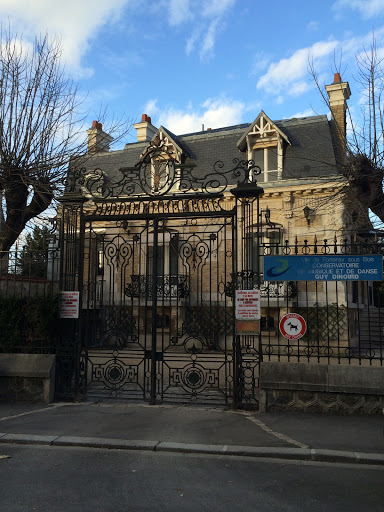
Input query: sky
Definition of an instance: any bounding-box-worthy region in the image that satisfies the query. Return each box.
[2,0,384,148]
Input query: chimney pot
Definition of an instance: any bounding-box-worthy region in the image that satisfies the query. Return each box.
[207,128,211,131]
[141,114,148,122]
[91,121,103,130]
[333,72,342,83]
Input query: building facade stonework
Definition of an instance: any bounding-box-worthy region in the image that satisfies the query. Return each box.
[58,75,384,409]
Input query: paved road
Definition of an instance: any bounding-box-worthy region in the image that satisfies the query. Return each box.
[1,403,384,465]
[0,444,383,512]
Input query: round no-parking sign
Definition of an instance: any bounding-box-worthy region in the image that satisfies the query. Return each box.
[279,313,306,340]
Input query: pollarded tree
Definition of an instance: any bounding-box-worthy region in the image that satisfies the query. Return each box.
[311,37,384,227]
[345,41,384,226]
[0,29,130,258]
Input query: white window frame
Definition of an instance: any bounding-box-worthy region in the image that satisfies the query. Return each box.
[252,140,283,183]
[246,115,284,183]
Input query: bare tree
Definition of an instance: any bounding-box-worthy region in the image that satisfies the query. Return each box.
[346,40,384,225]
[310,37,384,227]
[0,29,130,256]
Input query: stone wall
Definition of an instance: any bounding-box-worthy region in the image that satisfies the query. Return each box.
[0,354,56,403]
[259,361,384,415]
[0,376,48,402]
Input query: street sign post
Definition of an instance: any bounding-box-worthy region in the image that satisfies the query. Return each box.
[279,313,306,340]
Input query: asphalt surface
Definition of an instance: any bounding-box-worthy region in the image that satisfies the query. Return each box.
[0,401,384,465]
[1,444,383,512]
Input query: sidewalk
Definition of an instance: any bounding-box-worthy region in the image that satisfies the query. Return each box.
[0,401,383,465]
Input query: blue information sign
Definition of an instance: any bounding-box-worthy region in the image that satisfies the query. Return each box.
[264,255,383,281]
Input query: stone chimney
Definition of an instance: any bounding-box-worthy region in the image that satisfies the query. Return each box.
[325,74,351,163]
[86,121,114,153]
[134,114,157,142]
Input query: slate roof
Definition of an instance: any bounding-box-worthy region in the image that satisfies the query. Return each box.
[76,114,339,190]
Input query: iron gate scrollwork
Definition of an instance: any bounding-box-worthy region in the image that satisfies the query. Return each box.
[59,157,263,406]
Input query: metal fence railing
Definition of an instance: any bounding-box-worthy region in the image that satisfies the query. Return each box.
[257,239,384,366]
[0,247,60,354]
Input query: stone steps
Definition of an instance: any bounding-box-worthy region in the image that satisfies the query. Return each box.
[358,308,384,342]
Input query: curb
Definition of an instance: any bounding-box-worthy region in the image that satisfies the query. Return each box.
[1,433,384,466]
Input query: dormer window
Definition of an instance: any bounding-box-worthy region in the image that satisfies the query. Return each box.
[136,127,186,194]
[237,111,290,183]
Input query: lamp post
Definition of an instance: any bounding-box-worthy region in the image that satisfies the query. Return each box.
[230,181,264,289]
[230,172,264,408]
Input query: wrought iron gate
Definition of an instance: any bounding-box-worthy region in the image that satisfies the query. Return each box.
[80,207,237,404]
[58,155,264,406]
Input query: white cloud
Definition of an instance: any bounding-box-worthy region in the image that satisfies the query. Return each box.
[333,0,384,19]
[168,0,192,26]
[288,81,312,96]
[250,51,270,75]
[257,40,338,96]
[307,21,320,31]
[201,0,236,17]
[0,0,131,76]
[186,27,201,57]
[290,108,316,118]
[143,99,159,116]
[199,19,220,61]
[143,97,247,134]
[165,0,235,60]
[254,27,384,111]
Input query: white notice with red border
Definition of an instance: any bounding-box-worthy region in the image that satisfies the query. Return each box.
[279,313,306,340]
[60,291,80,319]
[235,290,260,320]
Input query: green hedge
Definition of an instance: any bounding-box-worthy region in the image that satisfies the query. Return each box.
[0,293,61,352]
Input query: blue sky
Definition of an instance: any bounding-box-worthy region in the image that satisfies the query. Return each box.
[2,0,384,147]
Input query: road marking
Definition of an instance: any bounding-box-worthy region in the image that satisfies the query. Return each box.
[0,403,77,422]
[246,416,309,449]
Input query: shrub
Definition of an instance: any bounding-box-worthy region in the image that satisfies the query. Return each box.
[0,293,60,352]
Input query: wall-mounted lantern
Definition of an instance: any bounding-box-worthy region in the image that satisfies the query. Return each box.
[303,206,312,226]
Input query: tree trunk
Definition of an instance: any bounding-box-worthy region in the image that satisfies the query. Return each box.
[345,155,384,224]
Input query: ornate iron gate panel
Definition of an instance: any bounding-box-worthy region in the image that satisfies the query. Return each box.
[59,156,266,406]
[80,206,237,405]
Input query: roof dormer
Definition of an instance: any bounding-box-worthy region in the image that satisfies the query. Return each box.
[137,126,189,166]
[135,127,192,194]
[237,111,290,183]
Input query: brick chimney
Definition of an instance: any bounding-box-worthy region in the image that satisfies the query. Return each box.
[134,114,157,142]
[325,74,351,163]
[86,121,114,153]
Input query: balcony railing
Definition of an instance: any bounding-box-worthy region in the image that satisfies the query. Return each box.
[259,280,285,299]
[125,275,189,300]
[225,274,297,300]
